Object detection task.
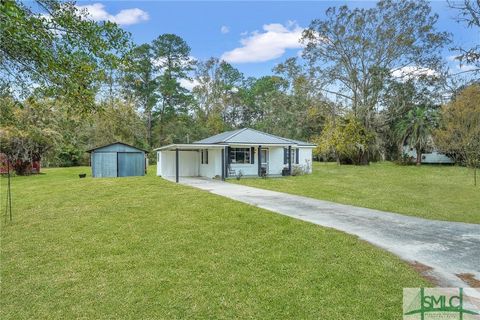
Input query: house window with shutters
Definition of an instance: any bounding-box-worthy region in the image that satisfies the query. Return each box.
[229,148,251,164]
[284,148,299,164]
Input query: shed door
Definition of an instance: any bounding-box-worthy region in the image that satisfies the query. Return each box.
[92,152,117,177]
[117,152,144,177]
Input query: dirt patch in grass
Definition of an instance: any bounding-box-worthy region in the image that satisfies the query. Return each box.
[409,261,439,285]
[457,273,480,287]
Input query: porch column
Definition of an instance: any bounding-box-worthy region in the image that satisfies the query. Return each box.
[288,145,292,175]
[175,148,179,183]
[258,145,262,177]
[221,148,225,181]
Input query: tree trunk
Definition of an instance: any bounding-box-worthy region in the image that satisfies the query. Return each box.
[358,151,369,165]
[415,147,422,166]
[146,109,152,148]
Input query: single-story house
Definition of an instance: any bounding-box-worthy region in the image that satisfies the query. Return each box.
[87,142,148,178]
[155,128,316,182]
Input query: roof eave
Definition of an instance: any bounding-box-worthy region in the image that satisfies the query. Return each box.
[154,144,228,151]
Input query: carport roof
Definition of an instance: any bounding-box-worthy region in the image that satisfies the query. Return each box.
[154,144,227,151]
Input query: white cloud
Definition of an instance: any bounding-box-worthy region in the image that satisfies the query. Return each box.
[391,66,439,80]
[221,22,304,63]
[76,3,149,26]
[220,26,230,34]
[179,78,200,91]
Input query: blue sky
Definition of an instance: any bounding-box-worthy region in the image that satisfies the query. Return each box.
[74,1,477,78]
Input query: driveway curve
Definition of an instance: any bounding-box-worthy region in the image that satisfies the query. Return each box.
[174,177,480,287]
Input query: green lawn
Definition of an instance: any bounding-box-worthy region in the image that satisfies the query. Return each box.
[1,166,427,319]
[233,162,480,224]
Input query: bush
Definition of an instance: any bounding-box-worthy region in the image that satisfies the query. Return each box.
[395,153,415,166]
[236,170,244,180]
[291,165,306,176]
[55,145,85,167]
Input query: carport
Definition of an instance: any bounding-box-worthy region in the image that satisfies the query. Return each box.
[155,144,227,182]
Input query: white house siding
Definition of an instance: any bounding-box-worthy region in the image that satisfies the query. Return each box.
[267,147,285,175]
[157,150,199,177]
[156,151,162,176]
[156,145,315,178]
[229,146,312,176]
[199,149,223,178]
[228,145,281,176]
[298,147,313,173]
[229,145,257,176]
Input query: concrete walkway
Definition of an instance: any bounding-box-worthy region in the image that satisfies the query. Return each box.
[174,177,480,287]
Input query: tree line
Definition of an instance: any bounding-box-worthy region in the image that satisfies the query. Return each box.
[0,0,479,183]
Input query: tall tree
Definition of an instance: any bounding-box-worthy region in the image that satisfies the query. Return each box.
[380,78,445,160]
[273,57,327,141]
[192,57,244,134]
[0,0,131,112]
[395,105,438,165]
[86,100,147,149]
[448,0,480,74]
[152,34,194,114]
[122,44,157,147]
[301,0,449,134]
[435,84,480,185]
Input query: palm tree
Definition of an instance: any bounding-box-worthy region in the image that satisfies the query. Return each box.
[396,106,438,165]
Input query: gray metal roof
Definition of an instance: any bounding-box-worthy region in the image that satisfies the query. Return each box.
[86,141,149,153]
[283,138,317,147]
[194,128,315,146]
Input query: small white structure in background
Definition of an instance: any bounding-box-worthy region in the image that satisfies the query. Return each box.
[402,145,454,164]
[155,128,316,182]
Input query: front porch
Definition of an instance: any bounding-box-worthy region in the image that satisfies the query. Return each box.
[156,144,295,183]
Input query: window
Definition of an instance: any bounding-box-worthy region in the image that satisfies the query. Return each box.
[229,148,251,164]
[284,148,298,164]
[201,150,208,164]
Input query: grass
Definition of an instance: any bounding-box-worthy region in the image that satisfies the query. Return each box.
[0,166,427,319]
[233,162,480,224]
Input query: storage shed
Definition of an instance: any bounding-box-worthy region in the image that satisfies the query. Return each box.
[87,142,148,178]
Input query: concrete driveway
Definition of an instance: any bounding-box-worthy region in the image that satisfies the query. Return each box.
[174,177,480,287]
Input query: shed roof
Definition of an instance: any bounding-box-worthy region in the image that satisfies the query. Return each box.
[86,142,149,153]
[194,128,316,146]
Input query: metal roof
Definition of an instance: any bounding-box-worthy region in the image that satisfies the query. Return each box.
[86,142,149,153]
[154,144,227,151]
[194,128,315,146]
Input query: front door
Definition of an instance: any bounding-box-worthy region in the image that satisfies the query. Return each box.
[261,149,269,171]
